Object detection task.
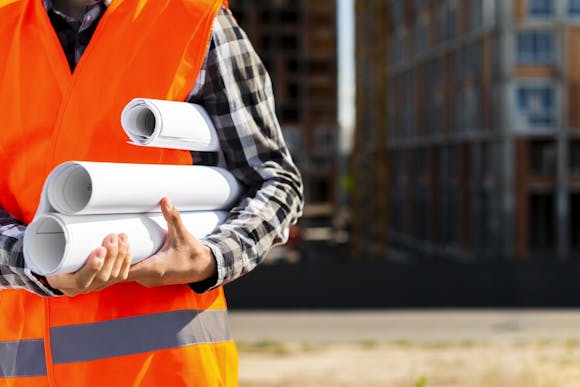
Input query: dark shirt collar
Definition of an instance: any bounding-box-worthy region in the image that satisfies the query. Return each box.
[43,0,110,21]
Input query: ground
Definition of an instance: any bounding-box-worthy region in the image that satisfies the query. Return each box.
[230,310,580,387]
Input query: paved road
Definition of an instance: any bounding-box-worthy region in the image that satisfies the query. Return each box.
[229,309,580,344]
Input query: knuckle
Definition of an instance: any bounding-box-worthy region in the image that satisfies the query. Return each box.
[96,273,110,283]
[73,278,86,289]
[107,247,119,258]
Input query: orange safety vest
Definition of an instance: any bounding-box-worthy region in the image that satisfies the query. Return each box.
[0,0,237,386]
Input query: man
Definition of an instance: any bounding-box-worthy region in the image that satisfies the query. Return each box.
[0,0,303,385]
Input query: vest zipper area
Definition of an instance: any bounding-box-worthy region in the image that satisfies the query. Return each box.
[27,0,72,184]
[43,297,57,387]
[46,1,117,170]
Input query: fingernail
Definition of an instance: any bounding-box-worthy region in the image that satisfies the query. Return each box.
[165,199,173,212]
[120,234,127,243]
[95,248,105,260]
[109,235,118,244]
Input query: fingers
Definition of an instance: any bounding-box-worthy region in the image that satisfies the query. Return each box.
[110,233,131,280]
[47,233,132,296]
[161,197,187,243]
[72,247,105,289]
[96,234,119,282]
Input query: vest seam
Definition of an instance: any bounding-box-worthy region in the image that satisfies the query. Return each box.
[34,0,74,183]
[44,297,57,387]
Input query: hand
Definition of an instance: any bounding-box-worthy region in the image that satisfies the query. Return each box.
[127,198,217,288]
[46,233,131,296]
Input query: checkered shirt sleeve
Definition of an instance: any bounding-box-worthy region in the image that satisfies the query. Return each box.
[189,8,304,292]
[0,209,60,296]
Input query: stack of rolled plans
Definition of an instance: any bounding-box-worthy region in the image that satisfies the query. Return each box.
[24,99,237,276]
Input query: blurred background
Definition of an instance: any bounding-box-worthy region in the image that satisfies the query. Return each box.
[225,0,580,386]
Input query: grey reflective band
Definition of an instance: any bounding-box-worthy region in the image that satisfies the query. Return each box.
[0,339,47,378]
[50,309,231,364]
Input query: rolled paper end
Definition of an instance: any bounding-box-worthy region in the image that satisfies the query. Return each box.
[24,215,68,276]
[121,98,221,152]
[47,163,93,215]
[120,100,159,145]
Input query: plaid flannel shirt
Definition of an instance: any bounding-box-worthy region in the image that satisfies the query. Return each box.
[0,3,304,296]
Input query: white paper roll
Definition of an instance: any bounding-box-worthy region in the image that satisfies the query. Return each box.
[121,98,220,151]
[24,211,227,276]
[43,161,241,215]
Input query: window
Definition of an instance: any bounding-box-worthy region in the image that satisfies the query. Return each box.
[569,140,580,175]
[570,193,580,252]
[529,0,554,17]
[403,72,416,136]
[517,31,555,65]
[440,185,459,245]
[429,58,442,87]
[470,0,483,30]
[529,193,555,252]
[437,4,456,43]
[464,86,480,130]
[455,90,465,131]
[447,4,458,39]
[464,43,481,81]
[428,96,443,134]
[485,0,497,27]
[571,0,580,15]
[414,185,429,239]
[416,148,427,178]
[391,0,404,25]
[444,146,458,178]
[454,49,464,82]
[529,139,557,176]
[391,187,404,232]
[391,31,405,64]
[415,16,428,55]
[387,84,396,137]
[415,0,427,10]
[516,86,555,127]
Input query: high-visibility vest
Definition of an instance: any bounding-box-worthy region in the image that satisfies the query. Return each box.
[0,1,238,386]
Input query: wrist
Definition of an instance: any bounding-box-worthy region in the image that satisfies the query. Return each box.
[188,245,219,293]
[193,245,217,282]
[33,273,64,296]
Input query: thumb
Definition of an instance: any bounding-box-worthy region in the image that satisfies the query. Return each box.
[161,197,187,241]
[74,246,106,288]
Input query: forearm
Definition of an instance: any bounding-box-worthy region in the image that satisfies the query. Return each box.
[200,165,303,289]
[0,208,60,296]
[188,7,304,292]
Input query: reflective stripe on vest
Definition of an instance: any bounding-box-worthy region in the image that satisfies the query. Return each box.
[0,339,46,378]
[50,309,231,364]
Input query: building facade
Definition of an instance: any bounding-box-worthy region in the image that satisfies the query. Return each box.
[230,0,338,206]
[352,0,390,259]
[354,0,580,261]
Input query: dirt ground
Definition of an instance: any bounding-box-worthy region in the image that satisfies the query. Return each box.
[238,340,580,387]
[231,310,580,387]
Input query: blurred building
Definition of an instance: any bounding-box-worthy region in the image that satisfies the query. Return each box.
[353,0,580,261]
[230,0,339,207]
[351,0,390,259]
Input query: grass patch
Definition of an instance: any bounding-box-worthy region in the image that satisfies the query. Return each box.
[237,340,290,355]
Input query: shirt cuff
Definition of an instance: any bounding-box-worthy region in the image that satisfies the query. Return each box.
[27,270,64,297]
[188,240,226,294]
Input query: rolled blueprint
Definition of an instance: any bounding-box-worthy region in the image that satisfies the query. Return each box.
[41,161,241,215]
[23,211,227,276]
[24,160,241,275]
[121,98,220,151]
